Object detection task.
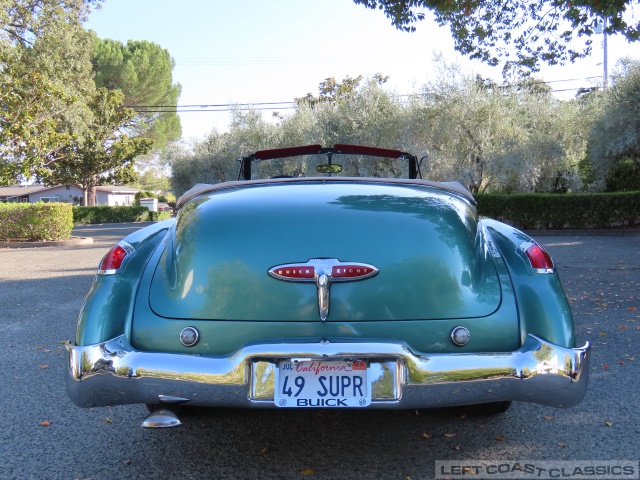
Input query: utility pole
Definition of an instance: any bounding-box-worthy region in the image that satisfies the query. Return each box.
[603,16,609,89]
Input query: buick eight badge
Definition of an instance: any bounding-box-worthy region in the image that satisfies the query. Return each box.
[268,259,379,321]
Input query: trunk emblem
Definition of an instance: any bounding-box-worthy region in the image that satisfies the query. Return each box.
[268,259,379,321]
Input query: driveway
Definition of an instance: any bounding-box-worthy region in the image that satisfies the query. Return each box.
[0,224,638,480]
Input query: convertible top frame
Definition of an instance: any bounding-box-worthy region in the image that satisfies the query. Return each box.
[237,144,421,181]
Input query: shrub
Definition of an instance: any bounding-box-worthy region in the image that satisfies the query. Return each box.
[148,210,172,222]
[134,190,156,205]
[72,206,173,224]
[158,192,176,203]
[605,159,640,192]
[73,206,150,224]
[0,203,74,241]
[476,191,640,229]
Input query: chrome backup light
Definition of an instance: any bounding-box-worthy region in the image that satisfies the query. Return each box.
[180,327,200,347]
[519,241,555,274]
[98,241,134,275]
[450,326,470,346]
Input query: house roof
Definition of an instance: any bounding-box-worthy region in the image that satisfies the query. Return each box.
[95,186,139,194]
[0,184,139,198]
[0,185,49,197]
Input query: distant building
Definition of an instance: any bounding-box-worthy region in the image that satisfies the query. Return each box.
[0,185,139,206]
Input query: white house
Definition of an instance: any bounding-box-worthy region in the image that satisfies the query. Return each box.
[0,185,139,206]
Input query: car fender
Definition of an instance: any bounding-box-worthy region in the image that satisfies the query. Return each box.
[481,218,575,349]
[75,219,175,346]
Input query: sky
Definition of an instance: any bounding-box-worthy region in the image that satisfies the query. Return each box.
[85,0,639,142]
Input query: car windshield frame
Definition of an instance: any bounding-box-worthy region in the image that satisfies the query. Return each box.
[236,144,421,181]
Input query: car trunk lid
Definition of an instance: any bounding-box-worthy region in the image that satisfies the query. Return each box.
[148,181,501,321]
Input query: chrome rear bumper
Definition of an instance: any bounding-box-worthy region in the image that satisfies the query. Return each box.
[65,334,590,409]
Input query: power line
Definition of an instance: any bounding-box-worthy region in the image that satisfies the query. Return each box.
[136,106,298,113]
[131,101,296,108]
[129,75,606,114]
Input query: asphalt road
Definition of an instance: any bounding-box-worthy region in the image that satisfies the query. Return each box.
[0,224,638,480]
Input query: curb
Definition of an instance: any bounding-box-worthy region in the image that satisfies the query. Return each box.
[0,236,94,249]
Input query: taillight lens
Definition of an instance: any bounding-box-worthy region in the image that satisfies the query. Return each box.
[521,241,554,273]
[99,241,133,274]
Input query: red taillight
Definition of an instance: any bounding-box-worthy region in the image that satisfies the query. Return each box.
[99,242,133,274]
[269,266,315,280]
[332,265,377,279]
[522,242,554,273]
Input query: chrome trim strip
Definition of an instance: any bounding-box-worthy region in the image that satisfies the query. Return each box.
[316,272,330,321]
[66,334,590,409]
[158,395,191,404]
[97,269,119,275]
[534,268,555,274]
[176,177,476,210]
[519,241,535,252]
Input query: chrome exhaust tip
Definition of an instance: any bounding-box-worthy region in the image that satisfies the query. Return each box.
[141,409,182,428]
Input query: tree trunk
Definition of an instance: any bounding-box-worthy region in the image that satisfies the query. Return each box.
[87,184,97,206]
[84,175,99,206]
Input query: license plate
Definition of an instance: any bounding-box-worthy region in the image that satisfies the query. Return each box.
[274,360,371,408]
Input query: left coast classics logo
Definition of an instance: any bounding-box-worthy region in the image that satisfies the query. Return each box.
[268,259,379,321]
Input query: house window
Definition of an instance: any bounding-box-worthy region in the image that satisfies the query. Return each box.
[40,197,60,203]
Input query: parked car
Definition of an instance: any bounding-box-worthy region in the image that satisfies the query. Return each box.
[66,144,590,427]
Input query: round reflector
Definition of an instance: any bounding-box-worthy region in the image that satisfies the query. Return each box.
[180,327,200,347]
[450,326,471,346]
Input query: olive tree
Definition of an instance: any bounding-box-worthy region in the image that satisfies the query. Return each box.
[587,58,640,191]
[169,69,593,195]
[169,78,406,193]
[401,57,588,193]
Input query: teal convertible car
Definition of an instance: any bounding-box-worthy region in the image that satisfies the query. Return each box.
[65,144,590,427]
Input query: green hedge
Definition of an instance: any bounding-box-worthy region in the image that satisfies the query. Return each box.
[72,206,172,225]
[148,210,172,222]
[476,192,640,229]
[73,206,149,224]
[0,203,74,241]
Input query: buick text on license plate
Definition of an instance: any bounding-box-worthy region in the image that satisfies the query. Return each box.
[274,360,371,407]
